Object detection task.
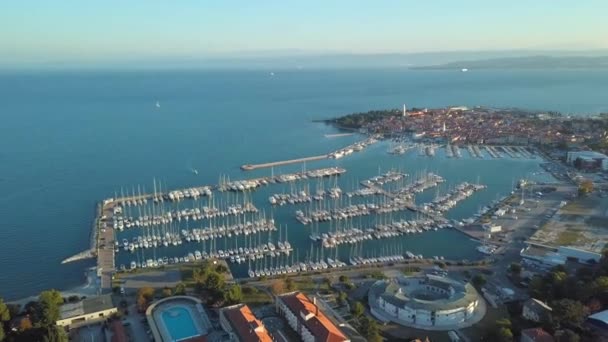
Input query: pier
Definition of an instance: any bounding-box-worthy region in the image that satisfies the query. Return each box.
[324,133,354,138]
[61,202,101,264]
[241,136,378,171]
[241,154,328,171]
[98,202,117,294]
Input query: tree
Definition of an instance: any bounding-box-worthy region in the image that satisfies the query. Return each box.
[552,299,588,328]
[578,179,593,196]
[270,280,286,295]
[576,267,594,282]
[0,298,9,341]
[43,325,68,342]
[243,286,258,295]
[586,297,602,313]
[589,276,608,303]
[19,317,33,331]
[204,272,224,292]
[38,290,63,326]
[337,291,347,306]
[496,318,512,329]
[24,301,42,325]
[136,287,155,312]
[358,316,382,342]
[339,275,349,283]
[224,285,243,305]
[472,274,487,288]
[509,262,522,275]
[285,278,296,292]
[0,298,10,322]
[555,329,580,342]
[161,287,173,298]
[174,283,186,296]
[497,327,513,342]
[352,301,365,318]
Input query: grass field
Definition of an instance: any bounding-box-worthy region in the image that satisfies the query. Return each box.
[241,286,273,307]
[555,230,584,245]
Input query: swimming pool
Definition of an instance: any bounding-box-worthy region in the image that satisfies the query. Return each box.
[147,296,212,342]
[160,306,200,341]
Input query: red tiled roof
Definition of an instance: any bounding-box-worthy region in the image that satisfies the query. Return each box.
[223,304,272,342]
[280,292,348,342]
[521,328,554,342]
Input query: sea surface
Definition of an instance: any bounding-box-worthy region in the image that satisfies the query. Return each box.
[1,68,607,300]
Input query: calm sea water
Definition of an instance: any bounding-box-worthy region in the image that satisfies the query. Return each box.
[1,68,607,300]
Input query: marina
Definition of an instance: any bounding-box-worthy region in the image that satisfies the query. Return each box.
[81,131,555,294]
[96,157,500,284]
[0,67,603,304]
[485,145,500,158]
[310,218,454,248]
[422,182,487,215]
[387,141,542,161]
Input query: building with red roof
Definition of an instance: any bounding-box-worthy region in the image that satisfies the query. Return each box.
[220,304,273,342]
[276,292,349,342]
[520,328,554,342]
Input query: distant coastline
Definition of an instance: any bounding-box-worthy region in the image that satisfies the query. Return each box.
[411,55,608,70]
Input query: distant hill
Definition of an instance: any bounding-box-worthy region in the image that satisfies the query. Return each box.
[7,50,608,70]
[411,56,608,70]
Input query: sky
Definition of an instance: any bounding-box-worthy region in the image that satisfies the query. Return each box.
[1,0,607,67]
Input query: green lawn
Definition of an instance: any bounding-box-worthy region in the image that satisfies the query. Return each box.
[241,286,273,307]
[460,306,510,341]
[178,265,199,287]
[294,279,318,293]
[556,230,583,245]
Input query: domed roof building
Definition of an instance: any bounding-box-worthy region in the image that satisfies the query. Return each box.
[368,274,485,330]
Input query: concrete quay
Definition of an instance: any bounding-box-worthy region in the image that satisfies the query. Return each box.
[241,154,328,171]
[241,136,378,171]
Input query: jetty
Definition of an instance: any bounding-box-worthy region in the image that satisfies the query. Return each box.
[61,202,102,264]
[324,133,354,138]
[241,154,328,171]
[241,136,379,171]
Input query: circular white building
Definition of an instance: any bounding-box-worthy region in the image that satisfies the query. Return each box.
[368,274,485,330]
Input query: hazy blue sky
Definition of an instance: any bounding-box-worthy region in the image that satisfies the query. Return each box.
[1,0,607,65]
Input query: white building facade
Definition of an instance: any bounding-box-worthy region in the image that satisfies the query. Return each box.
[369,275,483,329]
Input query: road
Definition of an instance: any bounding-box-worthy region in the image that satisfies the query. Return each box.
[483,183,576,299]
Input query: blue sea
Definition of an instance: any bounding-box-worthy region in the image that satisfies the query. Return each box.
[1,68,607,300]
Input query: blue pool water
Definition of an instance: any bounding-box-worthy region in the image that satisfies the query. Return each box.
[161,306,200,341]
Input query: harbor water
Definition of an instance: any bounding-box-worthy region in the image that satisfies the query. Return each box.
[1,69,607,300]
